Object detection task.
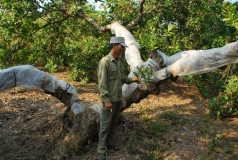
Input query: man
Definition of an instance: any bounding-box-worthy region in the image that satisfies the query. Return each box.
[96,36,139,160]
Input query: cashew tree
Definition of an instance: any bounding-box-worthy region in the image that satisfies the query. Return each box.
[0,0,237,152]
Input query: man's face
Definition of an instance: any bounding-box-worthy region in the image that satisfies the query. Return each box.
[115,44,126,55]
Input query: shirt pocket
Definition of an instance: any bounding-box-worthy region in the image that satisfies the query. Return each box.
[109,65,117,80]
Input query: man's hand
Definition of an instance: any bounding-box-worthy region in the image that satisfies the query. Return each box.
[105,102,112,112]
[131,77,140,83]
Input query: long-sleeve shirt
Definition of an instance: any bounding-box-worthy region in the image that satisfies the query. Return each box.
[97,53,132,102]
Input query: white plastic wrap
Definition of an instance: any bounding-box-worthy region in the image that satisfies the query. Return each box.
[153,41,238,82]
[111,22,144,70]
[54,79,86,115]
[0,65,85,115]
[122,83,138,101]
[164,50,204,66]
[89,103,101,113]
[0,65,54,91]
[169,42,238,76]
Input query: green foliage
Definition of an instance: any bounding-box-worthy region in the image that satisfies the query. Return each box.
[147,121,170,136]
[133,66,153,83]
[208,75,238,118]
[209,138,220,151]
[133,65,154,90]
[164,111,179,125]
[0,0,237,88]
[190,71,226,98]
[128,126,139,154]
[68,35,108,82]
[190,62,238,119]
[222,4,238,30]
[190,63,238,118]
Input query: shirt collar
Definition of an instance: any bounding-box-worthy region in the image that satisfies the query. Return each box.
[109,52,118,62]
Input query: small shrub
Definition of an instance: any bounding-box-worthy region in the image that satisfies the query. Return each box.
[148,121,170,136]
[128,126,139,154]
[190,71,225,98]
[164,111,178,125]
[208,75,238,118]
[208,138,219,151]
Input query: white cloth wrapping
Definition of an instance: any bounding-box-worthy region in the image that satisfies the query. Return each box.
[153,41,238,82]
[0,65,54,91]
[157,50,204,66]
[89,103,101,113]
[0,65,85,115]
[55,79,85,115]
[111,22,144,70]
[170,42,238,76]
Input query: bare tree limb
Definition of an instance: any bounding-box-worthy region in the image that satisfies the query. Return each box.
[75,0,167,32]
[30,0,146,34]
[74,0,146,31]
[126,0,145,29]
[74,11,112,31]
[32,15,71,34]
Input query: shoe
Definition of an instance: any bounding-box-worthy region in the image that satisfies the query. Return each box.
[94,153,105,160]
[107,144,119,151]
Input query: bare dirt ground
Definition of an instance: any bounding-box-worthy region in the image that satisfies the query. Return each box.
[0,71,238,160]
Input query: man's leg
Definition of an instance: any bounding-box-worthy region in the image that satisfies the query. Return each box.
[106,101,121,146]
[97,103,112,155]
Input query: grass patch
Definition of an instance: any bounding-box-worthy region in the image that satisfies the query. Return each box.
[164,111,179,125]
[139,107,153,122]
[128,126,139,154]
[147,121,170,136]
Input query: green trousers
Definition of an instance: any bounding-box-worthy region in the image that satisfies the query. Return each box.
[97,101,121,154]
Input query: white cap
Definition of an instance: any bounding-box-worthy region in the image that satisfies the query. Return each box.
[110,36,128,47]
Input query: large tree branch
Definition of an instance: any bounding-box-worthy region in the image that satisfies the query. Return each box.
[32,15,71,34]
[126,0,145,28]
[74,11,112,31]
[29,0,146,33]
[74,0,146,31]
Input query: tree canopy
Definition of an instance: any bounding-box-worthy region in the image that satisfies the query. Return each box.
[1,0,238,117]
[0,0,237,80]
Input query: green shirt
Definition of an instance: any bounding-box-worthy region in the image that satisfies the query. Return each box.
[97,53,132,102]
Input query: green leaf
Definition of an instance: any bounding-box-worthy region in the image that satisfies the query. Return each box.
[230,6,237,15]
[133,71,140,77]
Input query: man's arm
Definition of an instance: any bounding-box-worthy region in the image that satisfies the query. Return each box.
[122,76,140,84]
[98,58,113,111]
[98,58,110,102]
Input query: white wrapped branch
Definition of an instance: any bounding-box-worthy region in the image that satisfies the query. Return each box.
[0,65,85,115]
[111,21,144,70]
[153,41,238,82]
